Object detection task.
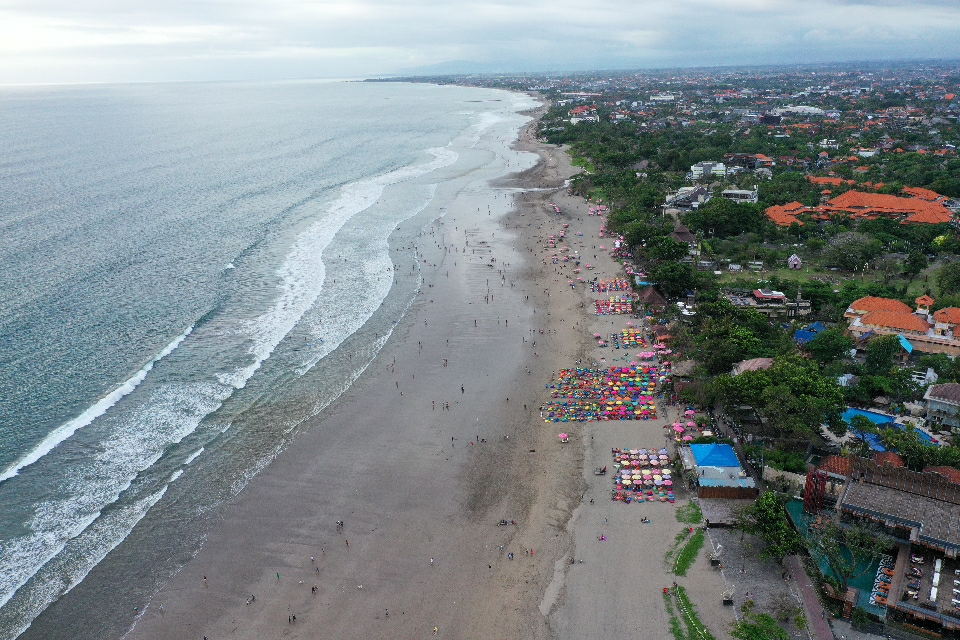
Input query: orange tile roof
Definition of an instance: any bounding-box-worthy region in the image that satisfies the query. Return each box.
[764,202,810,226]
[861,310,931,333]
[903,186,942,201]
[873,452,905,468]
[903,209,953,224]
[825,190,954,225]
[916,295,935,307]
[808,176,846,186]
[819,455,853,477]
[850,296,913,314]
[925,466,960,485]
[934,307,960,325]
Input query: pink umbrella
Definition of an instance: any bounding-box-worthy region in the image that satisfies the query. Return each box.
[682,435,694,442]
[673,425,685,433]
[686,421,696,427]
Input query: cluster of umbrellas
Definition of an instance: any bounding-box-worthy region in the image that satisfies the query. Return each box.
[612,447,676,504]
[611,328,646,349]
[590,278,631,293]
[595,296,633,315]
[587,205,609,216]
[547,202,562,214]
[668,409,701,442]
[542,366,660,422]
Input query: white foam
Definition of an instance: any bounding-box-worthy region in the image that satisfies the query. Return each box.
[183,447,204,466]
[227,147,457,390]
[0,326,193,485]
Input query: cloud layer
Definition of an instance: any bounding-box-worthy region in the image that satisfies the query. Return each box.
[2,0,960,84]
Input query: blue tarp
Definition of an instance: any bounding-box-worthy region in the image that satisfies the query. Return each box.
[690,443,740,468]
[898,334,914,354]
[794,329,818,344]
[808,321,826,333]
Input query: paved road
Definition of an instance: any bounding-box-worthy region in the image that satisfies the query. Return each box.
[785,555,834,640]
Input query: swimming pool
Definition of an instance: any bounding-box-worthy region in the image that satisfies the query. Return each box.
[842,407,938,450]
[841,408,896,426]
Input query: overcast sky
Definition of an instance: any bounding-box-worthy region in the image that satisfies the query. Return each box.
[2,0,960,84]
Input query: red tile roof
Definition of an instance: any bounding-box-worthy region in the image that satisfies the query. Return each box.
[823,190,954,225]
[861,310,931,333]
[916,295,935,307]
[873,452,905,468]
[934,307,960,325]
[819,455,853,477]
[925,466,960,485]
[850,296,913,314]
[903,186,942,201]
[764,201,810,226]
[809,176,848,186]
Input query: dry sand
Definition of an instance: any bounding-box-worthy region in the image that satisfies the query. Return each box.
[128,102,734,640]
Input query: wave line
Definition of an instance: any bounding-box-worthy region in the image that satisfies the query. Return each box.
[0,326,193,485]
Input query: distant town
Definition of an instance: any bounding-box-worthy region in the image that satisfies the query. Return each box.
[387,62,960,639]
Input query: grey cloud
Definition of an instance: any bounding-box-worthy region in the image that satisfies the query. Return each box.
[1,0,959,83]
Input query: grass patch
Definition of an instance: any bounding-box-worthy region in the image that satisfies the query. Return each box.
[665,528,692,564]
[663,592,687,640]
[570,156,596,173]
[674,586,716,640]
[676,502,703,525]
[673,529,706,577]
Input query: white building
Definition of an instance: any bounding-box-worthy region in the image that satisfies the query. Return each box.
[690,161,726,180]
[721,185,759,204]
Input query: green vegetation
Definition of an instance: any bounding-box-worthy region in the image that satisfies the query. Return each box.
[663,592,687,640]
[731,612,790,640]
[673,529,706,576]
[674,586,717,640]
[713,356,846,438]
[676,502,703,525]
[807,521,893,592]
[733,492,804,564]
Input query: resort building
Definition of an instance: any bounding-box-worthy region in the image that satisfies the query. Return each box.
[689,161,726,180]
[725,288,812,319]
[720,185,758,204]
[845,296,960,356]
[764,189,955,226]
[679,443,757,499]
[925,383,960,432]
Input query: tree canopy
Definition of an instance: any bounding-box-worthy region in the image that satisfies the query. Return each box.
[734,492,804,564]
[714,356,846,437]
[683,197,767,239]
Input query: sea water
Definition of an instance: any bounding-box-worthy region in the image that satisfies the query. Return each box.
[0,80,537,639]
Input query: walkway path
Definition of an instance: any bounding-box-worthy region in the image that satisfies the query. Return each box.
[785,555,834,640]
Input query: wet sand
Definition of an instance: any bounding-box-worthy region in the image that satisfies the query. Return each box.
[128,105,596,639]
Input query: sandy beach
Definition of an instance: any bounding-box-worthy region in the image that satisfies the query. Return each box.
[128,100,733,640]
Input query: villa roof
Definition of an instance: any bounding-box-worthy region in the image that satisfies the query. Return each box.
[764,201,810,226]
[927,383,960,405]
[916,295,935,307]
[849,296,913,314]
[732,357,774,375]
[860,310,931,333]
[822,190,954,225]
[903,186,943,201]
[819,455,853,477]
[934,307,960,325]
[924,466,960,486]
[873,452,905,468]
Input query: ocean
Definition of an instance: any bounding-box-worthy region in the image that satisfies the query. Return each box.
[0,80,537,639]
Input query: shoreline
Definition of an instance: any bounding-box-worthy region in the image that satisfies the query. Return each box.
[124,99,596,639]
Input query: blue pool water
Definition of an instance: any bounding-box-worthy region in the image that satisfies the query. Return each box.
[842,408,937,451]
